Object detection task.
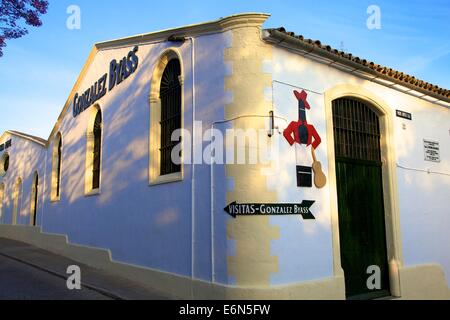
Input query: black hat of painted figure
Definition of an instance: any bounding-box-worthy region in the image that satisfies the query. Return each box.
[294,90,310,143]
[294,90,311,109]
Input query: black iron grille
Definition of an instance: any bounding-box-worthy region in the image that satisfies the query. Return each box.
[3,154,9,172]
[93,111,102,190]
[332,98,381,163]
[56,136,62,197]
[33,174,39,221]
[160,59,182,176]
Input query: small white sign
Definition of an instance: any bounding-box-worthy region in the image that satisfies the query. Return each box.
[424,139,440,163]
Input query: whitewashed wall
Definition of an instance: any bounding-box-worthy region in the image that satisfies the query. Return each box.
[0,134,46,226]
[1,33,449,288]
[37,32,230,281]
[266,47,450,286]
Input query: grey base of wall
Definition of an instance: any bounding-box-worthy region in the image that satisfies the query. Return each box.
[398,265,450,300]
[0,225,449,300]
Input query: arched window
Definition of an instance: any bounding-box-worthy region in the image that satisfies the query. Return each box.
[51,133,62,201]
[0,153,9,177]
[85,106,102,194]
[160,59,182,175]
[30,172,39,226]
[0,183,5,224]
[149,51,184,185]
[4,155,8,172]
[92,110,102,190]
[13,178,22,225]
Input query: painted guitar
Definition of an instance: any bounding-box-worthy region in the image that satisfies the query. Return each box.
[311,148,327,189]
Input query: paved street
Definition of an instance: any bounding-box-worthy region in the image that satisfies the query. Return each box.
[0,238,173,300]
[0,253,110,300]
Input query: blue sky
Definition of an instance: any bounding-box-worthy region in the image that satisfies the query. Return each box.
[1,0,449,139]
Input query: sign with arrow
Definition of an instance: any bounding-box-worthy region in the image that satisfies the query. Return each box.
[224,201,315,220]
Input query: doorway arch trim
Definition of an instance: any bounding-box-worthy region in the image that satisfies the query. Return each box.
[324,84,403,297]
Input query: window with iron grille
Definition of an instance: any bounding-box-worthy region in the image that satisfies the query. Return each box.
[0,184,4,221]
[332,97,381,163]
[92,111,102,190]
[32,173,38,225]
[3,154,9,173]
[160,59,182,176]
[56,136,62,197]
[0,153,9,177]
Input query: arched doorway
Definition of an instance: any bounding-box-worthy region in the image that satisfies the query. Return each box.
[333,97,390,299]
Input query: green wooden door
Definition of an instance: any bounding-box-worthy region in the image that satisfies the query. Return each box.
[333,98,390,300]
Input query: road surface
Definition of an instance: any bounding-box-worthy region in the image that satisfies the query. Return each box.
[0,238,172,300]
[0,253,111,300]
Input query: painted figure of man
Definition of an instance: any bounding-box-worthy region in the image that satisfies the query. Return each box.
[283,90,325,188]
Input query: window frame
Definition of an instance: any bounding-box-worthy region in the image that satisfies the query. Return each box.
[0,183,5,224]
[84,105,103,196]
[0,152,9,177]
[149,49,185,186]
[12,177,22,225]
[51,133,63,202]
[159,59,182,176]
[30,171,39,226]
[92,110,102,190]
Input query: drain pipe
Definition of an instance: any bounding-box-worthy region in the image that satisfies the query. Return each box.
[170,34,197,280]
[169,34,197,282]
[209,114,288,283]
[40,147,48,229]
[187,36,197,281]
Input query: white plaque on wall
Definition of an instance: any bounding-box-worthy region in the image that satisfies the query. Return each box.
[423,139,440,163]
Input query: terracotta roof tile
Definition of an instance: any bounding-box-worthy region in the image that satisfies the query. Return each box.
[266,27,450,101]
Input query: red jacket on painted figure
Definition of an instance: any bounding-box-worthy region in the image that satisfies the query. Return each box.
[283,120,321,149]
[283,90,322,150]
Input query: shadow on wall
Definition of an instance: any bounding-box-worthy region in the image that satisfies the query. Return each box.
[37,42,198,274]
[53,37,231,206]
[3,34,239,278]
[1,139,45,226]
[56,43,188,207]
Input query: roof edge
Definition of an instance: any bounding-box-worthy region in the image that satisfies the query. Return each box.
[96,13,271,50]
[263,28,450,104]
[1,130,47,147]
[47,45,99,142]
[47,13,271,141]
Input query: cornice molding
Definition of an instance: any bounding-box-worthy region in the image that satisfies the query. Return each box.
[46,13,271,145]
[1,131,46,147]
[95,13,270,50]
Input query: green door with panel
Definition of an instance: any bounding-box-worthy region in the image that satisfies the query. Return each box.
[333,97,390,300]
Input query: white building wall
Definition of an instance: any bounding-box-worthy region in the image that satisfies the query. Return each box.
[267,47,450,285]
[1,30,449,290]
[0,134,46,226]
[38,31,232,280]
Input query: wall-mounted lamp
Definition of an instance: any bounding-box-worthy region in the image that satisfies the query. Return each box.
[268,111,275,137]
